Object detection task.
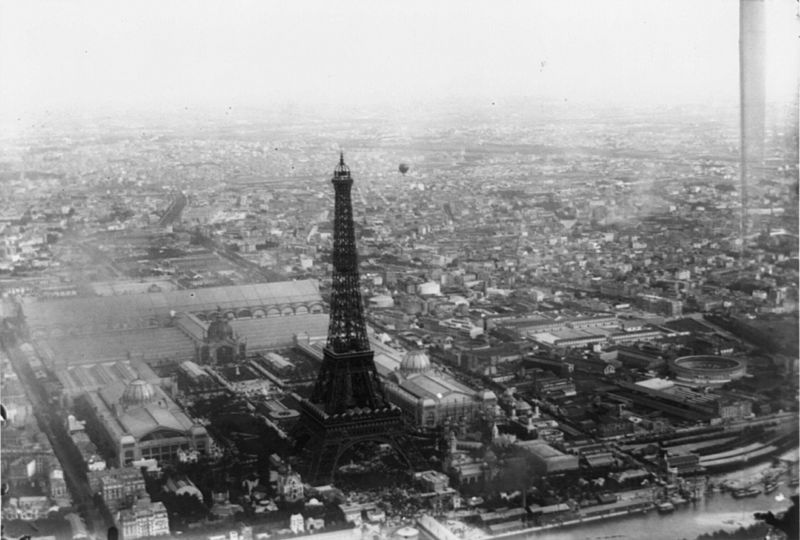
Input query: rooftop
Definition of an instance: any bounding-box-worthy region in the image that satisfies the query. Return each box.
[231,313,329,350]
[57,359,162,395]
[43,327,196,366]
[22,279,322,332]
[87,378,199,441]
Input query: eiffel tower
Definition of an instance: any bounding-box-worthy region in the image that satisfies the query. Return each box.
[293,154,424,484]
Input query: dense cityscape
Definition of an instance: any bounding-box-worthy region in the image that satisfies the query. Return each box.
[0,95,797,540]
[1,1,799,540]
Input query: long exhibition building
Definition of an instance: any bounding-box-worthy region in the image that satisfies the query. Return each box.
[77,377,210,466]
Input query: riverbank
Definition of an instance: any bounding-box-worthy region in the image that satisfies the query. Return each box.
[480,490,793,540]
[464,448,800,540]
[490,501,655,539]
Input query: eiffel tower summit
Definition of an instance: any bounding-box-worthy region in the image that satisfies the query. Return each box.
[293,154,423,484]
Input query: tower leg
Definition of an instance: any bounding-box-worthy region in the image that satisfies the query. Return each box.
[293,412,428,484]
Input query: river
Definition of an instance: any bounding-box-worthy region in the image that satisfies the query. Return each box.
[502,451,798,540]
[518,489,791,540]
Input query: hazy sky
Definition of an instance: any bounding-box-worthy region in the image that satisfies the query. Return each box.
[0,0,796,118]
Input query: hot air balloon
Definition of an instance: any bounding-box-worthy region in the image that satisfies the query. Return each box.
[398,163,410,175]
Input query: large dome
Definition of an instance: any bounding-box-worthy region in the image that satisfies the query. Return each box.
[207,316,234,342]
[401,350,431,373]
[121,378,157,407]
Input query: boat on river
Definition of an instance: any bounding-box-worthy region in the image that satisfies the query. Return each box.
[731,486,761,498]
[656,501,675,513]
[763,480,780,494]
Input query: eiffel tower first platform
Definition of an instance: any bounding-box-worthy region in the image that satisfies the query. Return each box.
[293,154,424,484]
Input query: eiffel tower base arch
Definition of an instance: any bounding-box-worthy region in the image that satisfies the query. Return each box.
[293,399,426,485]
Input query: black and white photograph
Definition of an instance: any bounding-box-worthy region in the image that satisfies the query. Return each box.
[0,1,798,539]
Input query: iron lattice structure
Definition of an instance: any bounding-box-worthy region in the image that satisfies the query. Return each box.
[325,153,370,354]
[293,154,425,483]
[309,154,389,414]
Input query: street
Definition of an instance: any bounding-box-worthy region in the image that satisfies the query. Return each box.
[3,340,112,536]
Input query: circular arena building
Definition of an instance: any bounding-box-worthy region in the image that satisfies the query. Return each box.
[669,355,746,386]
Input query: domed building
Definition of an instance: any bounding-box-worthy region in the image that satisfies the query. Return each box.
[401,349,431,373]
[121,379,157,408]
[381,347,496,428]
[206,317,235,342]
[79,377,210,466]
[200,310,244,365]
